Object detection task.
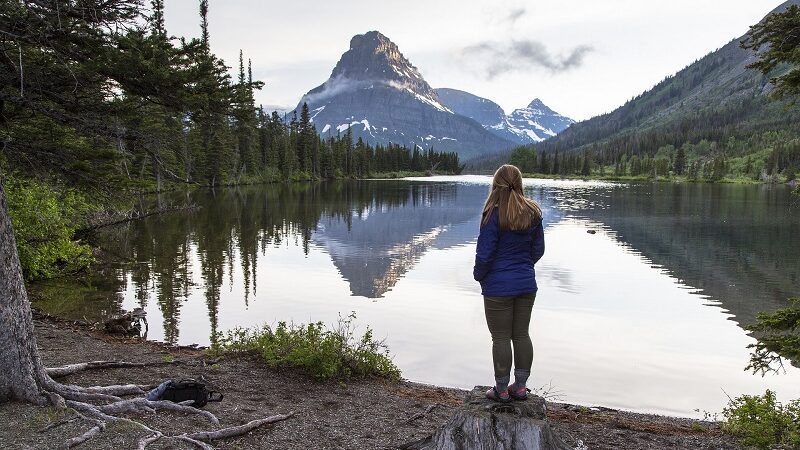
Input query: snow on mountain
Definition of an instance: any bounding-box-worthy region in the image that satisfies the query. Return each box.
[294,31,513,159]
[435,89,574,145]
[506,99,575,142]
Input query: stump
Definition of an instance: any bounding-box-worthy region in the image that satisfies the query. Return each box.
[405,386,571,450]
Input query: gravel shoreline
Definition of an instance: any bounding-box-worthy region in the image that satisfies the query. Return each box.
[0,315,744,449]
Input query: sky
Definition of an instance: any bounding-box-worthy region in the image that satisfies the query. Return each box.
[163,1,785,121]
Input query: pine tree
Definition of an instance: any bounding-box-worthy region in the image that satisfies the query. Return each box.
[297,103,314,174]
[200,0,210,49]
[581,151,592,176]
[553,151,560,175]
[150,0,166,37]
[233,50,257,177]
[673,146,686,175]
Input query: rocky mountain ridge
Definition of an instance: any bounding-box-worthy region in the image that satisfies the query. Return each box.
[434,89,574,146]
[294,31,572,159]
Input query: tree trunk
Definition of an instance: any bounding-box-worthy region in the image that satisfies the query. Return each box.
[0,176,49,404]
[404,387,571,450]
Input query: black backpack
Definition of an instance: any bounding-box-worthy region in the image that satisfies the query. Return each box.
[160,378,223,408]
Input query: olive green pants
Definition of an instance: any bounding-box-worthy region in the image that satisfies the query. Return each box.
[484,293,536,383]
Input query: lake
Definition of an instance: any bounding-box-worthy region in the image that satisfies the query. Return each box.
[31,175,800,418]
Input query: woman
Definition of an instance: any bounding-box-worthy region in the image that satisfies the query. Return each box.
[473,164,544,402]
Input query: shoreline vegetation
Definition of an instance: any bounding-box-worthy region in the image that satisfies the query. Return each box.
[498,142,799,186]
[4,312,743,449]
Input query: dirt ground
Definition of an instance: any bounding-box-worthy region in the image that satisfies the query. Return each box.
[0,315,744,449]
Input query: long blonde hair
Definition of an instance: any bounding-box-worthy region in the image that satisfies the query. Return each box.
[481,164,542,230]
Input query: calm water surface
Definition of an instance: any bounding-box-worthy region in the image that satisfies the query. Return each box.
[33,176,800,417]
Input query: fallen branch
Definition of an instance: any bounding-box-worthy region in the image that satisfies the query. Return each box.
[184,413,295,441]
[46,360,148,378]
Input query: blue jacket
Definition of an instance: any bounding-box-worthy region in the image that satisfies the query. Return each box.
[473,207,545,297]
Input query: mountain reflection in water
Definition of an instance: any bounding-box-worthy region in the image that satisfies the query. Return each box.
[29,176,800,417]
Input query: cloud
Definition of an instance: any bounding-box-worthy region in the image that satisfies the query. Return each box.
[300,75,369,106]
[504,7,527,25]
[458,39,594,79]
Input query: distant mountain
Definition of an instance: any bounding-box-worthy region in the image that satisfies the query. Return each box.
[295,31,514,160]
[261,104,292,116]
[525,0,800,160]
[507,99,575,142]
[436,89,574,145]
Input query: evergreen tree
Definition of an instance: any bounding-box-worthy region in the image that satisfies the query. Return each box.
[674,146,686,175]
[150,0,166,37]
[581,151,592,176]
[297,103,315,174]
[553,151,560,175]
[630,155,642,176]
[200,0,210,49]
[510,146,537,173]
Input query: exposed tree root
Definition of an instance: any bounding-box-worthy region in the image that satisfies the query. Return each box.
[100,398,220,425]
[136,432,214,450]
[46,360,149,378]
[37,376,293,449]
[64,424,104,449]
[136,433,163,450]
[406,402,442,424]
[38,415,79,433]
[132,415,296,450]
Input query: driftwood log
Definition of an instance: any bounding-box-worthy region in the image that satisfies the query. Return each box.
[404,386,571,450]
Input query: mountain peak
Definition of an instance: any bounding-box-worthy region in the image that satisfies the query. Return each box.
[330,31,425,86]
[349,30,395,54]
[527,98,546,109]
[523,98,558,115]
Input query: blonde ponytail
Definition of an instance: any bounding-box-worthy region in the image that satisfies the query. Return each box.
[481,164,542,230]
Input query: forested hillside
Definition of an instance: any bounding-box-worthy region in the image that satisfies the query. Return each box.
[470,1,800,182]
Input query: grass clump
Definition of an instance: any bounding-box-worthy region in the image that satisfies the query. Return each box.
[722,390,800,449]
[213,312,401,381]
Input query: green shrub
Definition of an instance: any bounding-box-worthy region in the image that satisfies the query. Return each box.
[722,390,800,449]
[785,166,797,182]
[213,312,401,381]
[4,175,95,280]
